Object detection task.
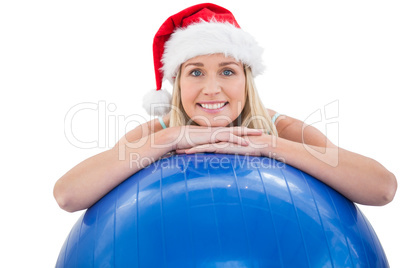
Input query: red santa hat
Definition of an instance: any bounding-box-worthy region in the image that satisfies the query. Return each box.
[143,3,265,116]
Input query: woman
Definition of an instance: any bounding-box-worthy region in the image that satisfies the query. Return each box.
[54,3,396,213]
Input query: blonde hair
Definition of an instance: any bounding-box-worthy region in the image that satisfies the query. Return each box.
[169,65,278,136]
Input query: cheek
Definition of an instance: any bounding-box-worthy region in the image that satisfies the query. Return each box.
[180,83,197,112]
[232,93,246,117]
[231,80,247,107]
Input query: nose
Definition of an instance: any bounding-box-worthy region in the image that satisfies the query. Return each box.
[202,76,221,96]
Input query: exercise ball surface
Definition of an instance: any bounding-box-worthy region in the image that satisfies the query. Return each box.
[56,154,388,267]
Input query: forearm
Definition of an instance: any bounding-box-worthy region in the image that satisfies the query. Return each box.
[54,130,173,212]
[268,137,397,206]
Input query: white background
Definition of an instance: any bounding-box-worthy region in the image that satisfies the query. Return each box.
[1,0,401,267]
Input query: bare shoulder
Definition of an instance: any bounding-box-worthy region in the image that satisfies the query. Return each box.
[266,108,290,132]
[117,113,170,145]
[266,108,334,147]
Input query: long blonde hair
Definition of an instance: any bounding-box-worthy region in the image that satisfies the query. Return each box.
[169,65,278,136]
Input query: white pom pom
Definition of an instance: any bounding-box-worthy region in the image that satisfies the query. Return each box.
[142,89,172,116]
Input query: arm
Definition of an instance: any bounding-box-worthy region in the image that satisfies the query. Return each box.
[274,114,397,205]
[184,114,397,206]
[54,116,260,212]
[53,118,172,212]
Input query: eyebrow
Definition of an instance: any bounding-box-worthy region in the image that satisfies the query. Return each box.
[219,61,241,67]
[183,61,241,68]
[183,62,204,68]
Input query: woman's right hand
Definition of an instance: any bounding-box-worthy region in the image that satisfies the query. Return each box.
[169,126,263,153]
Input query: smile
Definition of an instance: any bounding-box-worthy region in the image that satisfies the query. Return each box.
[198,102,228,110]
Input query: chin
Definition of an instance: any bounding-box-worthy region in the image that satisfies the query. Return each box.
[193,116,237,128]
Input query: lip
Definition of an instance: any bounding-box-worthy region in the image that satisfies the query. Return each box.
[197,101,227,104]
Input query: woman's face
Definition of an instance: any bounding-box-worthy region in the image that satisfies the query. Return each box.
[179,54,246,127]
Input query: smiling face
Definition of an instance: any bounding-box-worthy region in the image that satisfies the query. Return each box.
[179,54,246,127]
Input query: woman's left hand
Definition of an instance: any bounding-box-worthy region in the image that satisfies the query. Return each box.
[176,134,275,157]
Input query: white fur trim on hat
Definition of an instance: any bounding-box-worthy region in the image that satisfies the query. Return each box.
[161,21,265,84]
[142,88,172,116]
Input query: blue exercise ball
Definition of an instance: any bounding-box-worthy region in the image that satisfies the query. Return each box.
[56,154,388,267]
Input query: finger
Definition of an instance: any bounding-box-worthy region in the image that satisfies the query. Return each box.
[185,144,219,154]
[212,131,249,146]
[186,142,243,154]
[227,132,249,146]
[211,128,251,145]
[231,126,263,136]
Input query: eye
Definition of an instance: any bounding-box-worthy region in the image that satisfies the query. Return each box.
[222,69,234,76]
[190,70,202,77]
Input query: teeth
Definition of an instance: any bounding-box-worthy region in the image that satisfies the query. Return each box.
[200,103,226,109]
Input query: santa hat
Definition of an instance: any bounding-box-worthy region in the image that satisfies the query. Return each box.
[143,3,265,116]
